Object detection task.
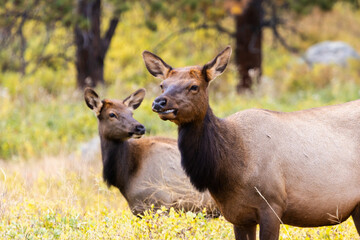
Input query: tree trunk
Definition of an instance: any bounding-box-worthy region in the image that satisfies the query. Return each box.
[234,0,263,93]
[75,0,118,89]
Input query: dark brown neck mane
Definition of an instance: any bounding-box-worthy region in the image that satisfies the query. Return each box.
[100,136,139,195]
[178,107,231,193]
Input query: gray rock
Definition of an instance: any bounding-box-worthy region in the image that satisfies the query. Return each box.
[304,41,360,66]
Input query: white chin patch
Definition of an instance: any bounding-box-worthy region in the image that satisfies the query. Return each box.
[133,134,143,139]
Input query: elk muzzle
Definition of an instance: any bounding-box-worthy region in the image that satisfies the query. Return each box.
[130,124,146,139]
[152,96,178,120]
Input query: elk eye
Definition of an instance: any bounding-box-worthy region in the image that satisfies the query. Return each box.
[190,85,199,91]
[109,113,116,118]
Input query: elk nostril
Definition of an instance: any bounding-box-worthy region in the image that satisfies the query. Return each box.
[159,98,167,107]
[153,97,167,111]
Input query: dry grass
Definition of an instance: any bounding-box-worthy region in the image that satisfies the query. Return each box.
[0,155,358,239]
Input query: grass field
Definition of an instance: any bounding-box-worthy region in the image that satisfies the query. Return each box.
[0,155,359,239]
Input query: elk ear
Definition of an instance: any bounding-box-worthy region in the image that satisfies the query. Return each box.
[84,88,103,116]
[142,51,172,80]
[123,88,146,110]
[202,46,232,82]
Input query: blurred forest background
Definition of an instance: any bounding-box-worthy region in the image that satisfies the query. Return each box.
[1,0,360,238]
[1,0,360,161]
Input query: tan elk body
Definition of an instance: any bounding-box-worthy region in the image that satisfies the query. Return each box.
[84,88,218,216]
[143,46,360,239]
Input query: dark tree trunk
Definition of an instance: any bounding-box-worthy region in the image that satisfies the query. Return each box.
[75,0,119,89]
[18,15,27,76]
[234,0,263,93]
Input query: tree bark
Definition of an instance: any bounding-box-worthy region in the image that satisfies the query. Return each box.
[75,0,119,89]
[18,14,27,76]
[234,0,263,93]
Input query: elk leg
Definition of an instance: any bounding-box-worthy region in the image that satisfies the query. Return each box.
[234,224,256,240]
[352,204,360,235]
[259,209,281,240]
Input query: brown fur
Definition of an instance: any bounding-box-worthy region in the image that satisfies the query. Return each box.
[84,88,219,216]
[143,46,360,239]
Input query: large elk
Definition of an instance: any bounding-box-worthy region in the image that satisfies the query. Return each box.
[143,46,360,239]
[84,88,218,216]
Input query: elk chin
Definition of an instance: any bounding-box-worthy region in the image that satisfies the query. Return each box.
[132,134,143,139]
[128,132,145,139]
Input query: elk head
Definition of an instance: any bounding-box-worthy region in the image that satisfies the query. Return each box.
[84,88,146,140]
[142,46,232,125]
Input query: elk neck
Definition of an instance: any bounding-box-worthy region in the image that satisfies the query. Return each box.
[178,106,234,193]
[100,135,140,196]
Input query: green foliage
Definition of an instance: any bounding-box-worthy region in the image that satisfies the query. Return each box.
[143,0,225,32]
[287,0,359,15]
[0,67,96,160]
[1,3,360,161]
[287,0,338,14]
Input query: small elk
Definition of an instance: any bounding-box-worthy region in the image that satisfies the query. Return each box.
[84,88,218,216]
[143,46,360,239]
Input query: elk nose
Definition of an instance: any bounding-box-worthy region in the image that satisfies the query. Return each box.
[152,97,167,112]
[134,124,146,135]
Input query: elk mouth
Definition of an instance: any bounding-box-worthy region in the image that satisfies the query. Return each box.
[154,108,178,119]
